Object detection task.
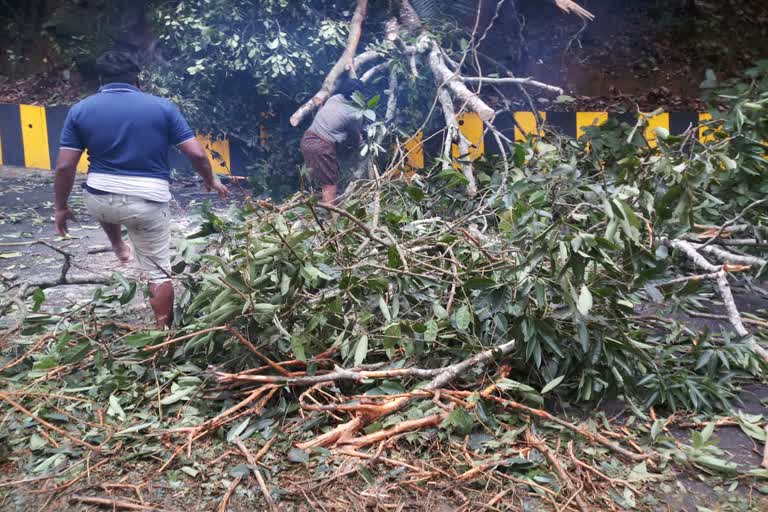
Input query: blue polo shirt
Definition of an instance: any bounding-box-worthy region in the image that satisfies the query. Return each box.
[59,83,195,182]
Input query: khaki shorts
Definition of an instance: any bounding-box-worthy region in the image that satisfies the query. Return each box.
[84,191,171,281]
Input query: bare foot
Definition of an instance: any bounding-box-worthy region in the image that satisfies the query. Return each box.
[113,243,132,263]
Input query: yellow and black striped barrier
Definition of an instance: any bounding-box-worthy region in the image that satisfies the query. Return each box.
[1,103,713,175]
[0,103,234,175]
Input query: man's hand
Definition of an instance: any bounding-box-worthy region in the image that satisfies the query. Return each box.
[206,180,230,199]
[55,207,76,236]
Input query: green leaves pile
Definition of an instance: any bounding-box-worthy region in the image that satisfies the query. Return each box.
[171,66,768,413]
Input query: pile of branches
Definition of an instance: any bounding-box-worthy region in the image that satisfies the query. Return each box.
[3,63,768,509]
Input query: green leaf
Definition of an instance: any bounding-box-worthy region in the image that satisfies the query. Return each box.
[423,320,438,343]
[441,407,475,435]
[452,305,471,331]
[701,422,715,442]
[577,285,593,316]
[354,335,368,366]
[367,95,380,108]
[290,335,307,361]
[387,245,402,269]
[31,288,45,312]
[227,417,251,442]
[650,419,665,441]
[29,433,47,450]
[287,448,309,463]
[125,331,165,348]
[496,378,539,395]
[540,375,565,395]
[161,386,195,405]
[464,277,496,290]
[107,395,126,421]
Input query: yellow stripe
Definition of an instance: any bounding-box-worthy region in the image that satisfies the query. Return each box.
[20,105,51,169]
[452,112,485,165]
[404,131,424,170]
[514,112,546,141]
[197,134,231,175]
[576,112,608,139]
[76,150,90,173]
[644,112,669,148]
[698,112,716,143]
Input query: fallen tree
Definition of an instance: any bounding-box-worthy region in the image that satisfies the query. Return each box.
[2,40,768,512]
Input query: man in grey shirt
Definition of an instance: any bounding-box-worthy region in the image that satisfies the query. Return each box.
[300,78,365,203]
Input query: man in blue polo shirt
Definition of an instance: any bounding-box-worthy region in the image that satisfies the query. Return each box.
[53,51,229,328]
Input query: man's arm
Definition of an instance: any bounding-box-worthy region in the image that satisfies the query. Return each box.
[54,149,83,235]
[177,139,229,199]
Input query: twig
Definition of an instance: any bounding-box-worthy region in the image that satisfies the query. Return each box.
[145,326,229,351]
[70,495,176,511]
[0,334,51,372]
[289,0,369,126]
[217,476,242,512]
[218,340,514,386]
[226,326,292,376]
[296,340,516,449]
[234,438,276,511]
[669,239,768,363]
[567,441,639,492]
[762,425,768,470]
[341,412,447,448]
[698,199,767,250]
[467,392,652,461]
[0,393,101,451]
[461,76,563,94]
[314,201,390,246]
[526,430,589,512]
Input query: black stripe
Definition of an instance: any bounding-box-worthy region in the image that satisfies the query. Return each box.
[669,112,699,136]
[0,104,24,166]
[545,112,577,138]
[484,111,517,154]
[610,112,637,127]
[46,105,70,168]
[229,138,246,177]
[168,146,188,174]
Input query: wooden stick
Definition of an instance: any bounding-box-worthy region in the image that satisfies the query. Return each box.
[567,441,638,492]
[456,391,652,462]
[670,239,768,364]
[295,340,516,449]
[226,326,292,376]
[526,431,589,512]
[342,412,447,448]
[762,425,768,470]
[145,326,228,351]
[698,198,767,250]
[70,495,175,511]
[234,438,276,511]
[217,476,242,512]
[0,334,51,372]
[0,393,101,451]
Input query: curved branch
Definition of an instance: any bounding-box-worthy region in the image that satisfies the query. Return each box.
[461,76,564,95]
[289,0,369,127]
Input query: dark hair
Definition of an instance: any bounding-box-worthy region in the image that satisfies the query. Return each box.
[96,51,141,84]
[336,77,365,99]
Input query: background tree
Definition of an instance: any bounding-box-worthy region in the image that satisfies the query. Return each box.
[147,0,592,196]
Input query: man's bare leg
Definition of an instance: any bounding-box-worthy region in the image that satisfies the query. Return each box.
[149,281,174,328]
[321,184,337,204]
[100,222,132,262]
